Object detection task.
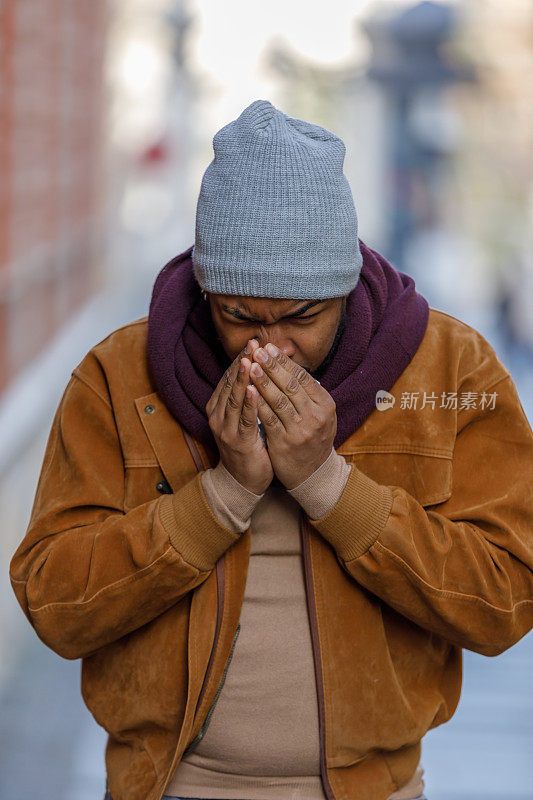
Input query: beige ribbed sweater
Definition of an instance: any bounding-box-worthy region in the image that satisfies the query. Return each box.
[164,448,425,800]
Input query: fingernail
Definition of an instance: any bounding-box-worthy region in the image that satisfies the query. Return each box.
[255,348,268,363]
[265,343,279,357]
[251,363,263,377]
[244,342,252,354]
[239,361,245,372]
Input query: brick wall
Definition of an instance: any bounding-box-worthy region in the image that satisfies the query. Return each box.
[0,0,108,392]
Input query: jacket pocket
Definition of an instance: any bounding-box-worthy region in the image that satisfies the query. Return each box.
[124,463,170,510]
[341,446,453,507]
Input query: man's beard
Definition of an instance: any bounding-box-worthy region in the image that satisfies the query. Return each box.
[309,303,347,382]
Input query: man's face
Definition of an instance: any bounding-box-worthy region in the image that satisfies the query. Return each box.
[207,293,347,380]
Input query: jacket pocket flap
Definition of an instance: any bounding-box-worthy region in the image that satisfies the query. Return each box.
[342,448,452,507]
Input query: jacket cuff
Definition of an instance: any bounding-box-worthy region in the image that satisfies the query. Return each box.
[201,461,265,533]
[157,472,245,571]
[287,447,352,519]
[309,463,394,561]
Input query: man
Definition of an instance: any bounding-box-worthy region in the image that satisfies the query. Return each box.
[9,100,533,800]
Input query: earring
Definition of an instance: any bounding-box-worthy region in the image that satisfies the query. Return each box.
[202,290,207,301]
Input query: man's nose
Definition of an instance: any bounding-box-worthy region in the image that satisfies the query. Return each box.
[255,327,295,359]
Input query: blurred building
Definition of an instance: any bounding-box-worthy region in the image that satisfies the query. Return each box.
[446,0,533,351]
[0,0,109,392]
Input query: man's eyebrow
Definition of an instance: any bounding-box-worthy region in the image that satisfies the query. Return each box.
[221,300,324,322]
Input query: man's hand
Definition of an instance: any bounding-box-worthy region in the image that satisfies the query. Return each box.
[206,340,274,495]
[249,343,337,490]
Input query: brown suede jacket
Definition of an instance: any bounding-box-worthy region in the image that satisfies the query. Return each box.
[9,308,533,800]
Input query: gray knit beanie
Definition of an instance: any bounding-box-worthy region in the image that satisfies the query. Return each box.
[192,99,363,300]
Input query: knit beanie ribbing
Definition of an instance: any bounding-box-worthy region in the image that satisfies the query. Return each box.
[192,99,364,300]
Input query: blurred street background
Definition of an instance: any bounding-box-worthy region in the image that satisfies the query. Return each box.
[1,1,532,798]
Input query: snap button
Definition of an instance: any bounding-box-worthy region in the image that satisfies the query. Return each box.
[156,480,172,494]
[144,404,155,414]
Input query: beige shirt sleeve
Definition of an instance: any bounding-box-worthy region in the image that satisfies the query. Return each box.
[287,446,352,520]
[202,448,352,532]
[201,461,265,533]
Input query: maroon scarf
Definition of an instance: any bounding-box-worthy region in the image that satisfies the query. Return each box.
[146,241,429,452]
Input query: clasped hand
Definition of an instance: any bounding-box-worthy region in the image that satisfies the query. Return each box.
[206,338,337,493]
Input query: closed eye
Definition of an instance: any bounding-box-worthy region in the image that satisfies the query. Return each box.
[227,312,321,324]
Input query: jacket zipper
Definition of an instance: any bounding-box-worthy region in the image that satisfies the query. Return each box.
[154,555,226,800]
[300,510,336,800]
[182,621,241,758]
[191,555,226,725]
